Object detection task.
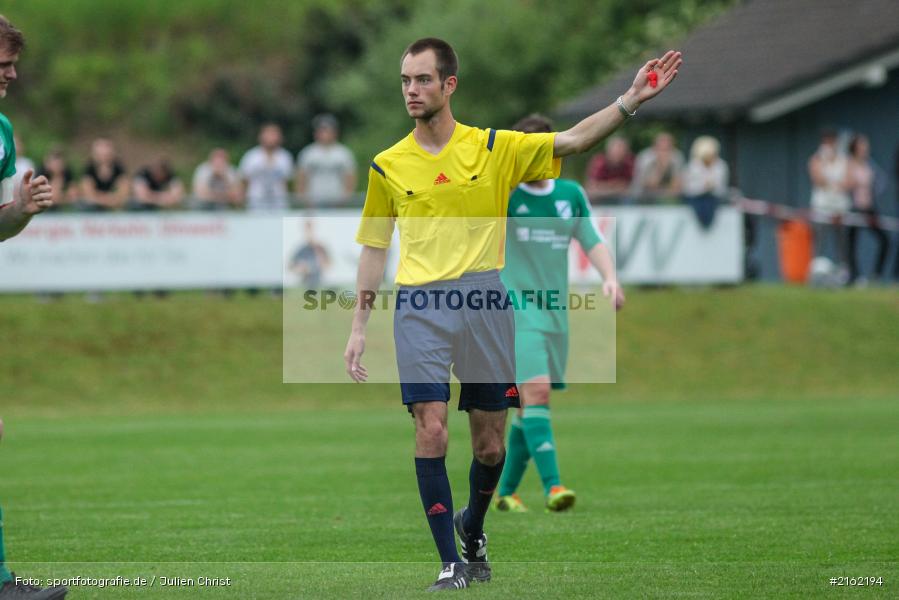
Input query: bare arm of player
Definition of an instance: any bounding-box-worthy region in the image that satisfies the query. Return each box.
[0,170,53,242]
[344,244,389,382]
[553,51,682,158]
[587,243,625,311]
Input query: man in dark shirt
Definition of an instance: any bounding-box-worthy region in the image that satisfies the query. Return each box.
[131,156,184,211]
[80,138,127,211]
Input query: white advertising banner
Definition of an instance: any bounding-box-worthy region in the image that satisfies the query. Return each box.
[0,213,287,292]
[571,206,744,284]
[0,207,741,292]
[283,207,743,288]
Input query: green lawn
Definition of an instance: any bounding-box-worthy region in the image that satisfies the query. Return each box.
[1,287,897,598]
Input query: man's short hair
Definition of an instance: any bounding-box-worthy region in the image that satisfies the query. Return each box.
[0,15,25,55]
[512,114,553,134]
[402,38,458,82]
[312,113,339,131]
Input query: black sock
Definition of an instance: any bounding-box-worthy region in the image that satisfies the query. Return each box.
[415,457,461,565]
[463,454,505,538]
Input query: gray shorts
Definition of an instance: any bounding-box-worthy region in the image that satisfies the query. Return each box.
[394,270,519,411]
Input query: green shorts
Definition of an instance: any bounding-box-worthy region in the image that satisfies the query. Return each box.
[514,328,568,389]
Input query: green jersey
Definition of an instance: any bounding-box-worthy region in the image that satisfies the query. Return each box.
[0,112,16,208]
[501,178,603,333]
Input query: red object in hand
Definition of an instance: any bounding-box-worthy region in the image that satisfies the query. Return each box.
[647,71,658,88]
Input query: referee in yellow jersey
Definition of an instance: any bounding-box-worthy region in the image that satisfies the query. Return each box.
[344,37,681,591]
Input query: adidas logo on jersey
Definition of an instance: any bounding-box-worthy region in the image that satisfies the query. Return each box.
[535,441,555,452]
[516,204,530,214]
[434,172,451,185]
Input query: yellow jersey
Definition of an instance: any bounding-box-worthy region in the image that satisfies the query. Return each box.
[356,123,561,285]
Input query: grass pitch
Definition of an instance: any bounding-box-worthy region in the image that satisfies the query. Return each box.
[1,287,897,598]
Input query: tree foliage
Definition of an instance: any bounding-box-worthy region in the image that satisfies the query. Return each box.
[2,0,733,169]
[326,0,735,164]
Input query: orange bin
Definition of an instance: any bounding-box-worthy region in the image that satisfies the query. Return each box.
[777,220,813,284]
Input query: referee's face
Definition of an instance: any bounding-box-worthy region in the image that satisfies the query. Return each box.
[401,49,454,120]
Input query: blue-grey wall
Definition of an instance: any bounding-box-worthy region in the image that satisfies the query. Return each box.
[681,66,899,281]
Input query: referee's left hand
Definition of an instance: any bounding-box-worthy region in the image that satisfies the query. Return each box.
[603,281,625,311]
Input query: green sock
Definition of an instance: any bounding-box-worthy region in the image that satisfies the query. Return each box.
[498,414,530,496]
[521,405,561,495]
[0,505,12,584]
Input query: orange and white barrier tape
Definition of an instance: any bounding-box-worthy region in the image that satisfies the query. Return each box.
[734,197,899,232]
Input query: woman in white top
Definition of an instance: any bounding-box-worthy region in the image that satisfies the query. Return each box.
[807,130,851,272]
[846,134,888,284]
[809,132,851,215]
[682,135,729,229]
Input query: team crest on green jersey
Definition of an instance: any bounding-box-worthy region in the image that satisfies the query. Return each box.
[554,200,572,219]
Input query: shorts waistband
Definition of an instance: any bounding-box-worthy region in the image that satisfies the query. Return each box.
[400,270,501,290]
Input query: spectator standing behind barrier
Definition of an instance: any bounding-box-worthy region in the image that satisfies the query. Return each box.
[192,148,242,210]
[630,132,683,204]
[36,147,78,210]
[131,156,184,211]
[81,138,128,211]
[808,129,851,276]
[295,114,357,208]
[583,136,634,204]
[846,134,888,285]
[238,123,293,211]
[682,136,729,230]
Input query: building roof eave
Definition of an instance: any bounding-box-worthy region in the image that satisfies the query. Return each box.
[749,46,899,122]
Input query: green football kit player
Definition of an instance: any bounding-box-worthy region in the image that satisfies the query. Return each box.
[0,14,65,600]
[496,114,625,514]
